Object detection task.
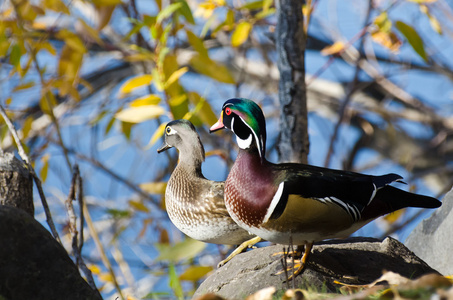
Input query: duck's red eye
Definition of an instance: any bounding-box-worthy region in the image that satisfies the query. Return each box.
[225,107,232,115]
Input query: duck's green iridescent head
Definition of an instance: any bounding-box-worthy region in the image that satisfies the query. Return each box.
[210,98,267,158]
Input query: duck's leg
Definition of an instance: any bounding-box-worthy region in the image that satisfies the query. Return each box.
[286,242,313,281]
[217,236,262,268]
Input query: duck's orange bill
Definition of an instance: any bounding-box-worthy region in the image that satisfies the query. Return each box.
[209,111,225,132]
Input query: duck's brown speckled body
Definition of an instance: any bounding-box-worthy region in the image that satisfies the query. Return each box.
[158,119,255,245]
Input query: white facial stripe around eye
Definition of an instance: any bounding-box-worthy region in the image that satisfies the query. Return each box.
[166,127,178,135]
[231,117,253,150]
[238,115,262,157]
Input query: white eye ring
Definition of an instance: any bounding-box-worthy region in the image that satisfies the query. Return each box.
[166,126,178,135]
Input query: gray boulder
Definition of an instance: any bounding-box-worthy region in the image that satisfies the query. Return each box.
[0,205,102,300]
[406,189,453,275]
[194,237,438,299]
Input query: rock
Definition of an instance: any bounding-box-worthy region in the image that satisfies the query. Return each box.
[194,237,438,299]
[0,152,33,216]
[406,189,453,275]
[0,205,102,300]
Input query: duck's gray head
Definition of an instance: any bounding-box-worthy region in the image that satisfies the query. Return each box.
[157,119,205,163]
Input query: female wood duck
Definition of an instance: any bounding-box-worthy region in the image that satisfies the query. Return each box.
[157,119,260,266]
[210,98,441,277]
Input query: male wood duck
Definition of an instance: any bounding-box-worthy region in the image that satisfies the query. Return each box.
[210,98,441,278]
[157,119,260,266]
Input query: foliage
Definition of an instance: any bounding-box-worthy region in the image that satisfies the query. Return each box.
[1,0,453,299]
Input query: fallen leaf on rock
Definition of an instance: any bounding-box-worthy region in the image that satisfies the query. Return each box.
[193,293,225,300]
[246,286,276,300]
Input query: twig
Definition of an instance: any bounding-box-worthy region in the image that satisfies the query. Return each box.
[323,0,373,168]
[9,0,73,174]
[65,165,99,293]
[281,246,290,290]
[0,104,61,243]
[83,201,124,300]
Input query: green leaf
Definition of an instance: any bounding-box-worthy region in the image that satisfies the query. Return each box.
[395,21,428,62]
[115,105,166,123]
[22,116,34,139]
[157,2,183,24]
[176,0,195,24]
[179,266,213,281]
[105,115,116,135]
[239,0,264,10]
[186,29,208,57]
[188,92,218,125]
[189,54,235,84]
[231,21,252,47]
[106,209,131,218]
[168,263,184,299]
[155,238,206,262]
[121,121,133,139]
[9,44,22,68]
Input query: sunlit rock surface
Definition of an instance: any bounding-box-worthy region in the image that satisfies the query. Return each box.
[194,237,438,299]
[406,189,452,275]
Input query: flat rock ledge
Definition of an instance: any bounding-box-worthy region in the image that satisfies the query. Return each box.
[194,237,439,300]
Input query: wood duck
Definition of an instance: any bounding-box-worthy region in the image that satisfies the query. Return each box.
[210,98,441,278]
[157,119,260,266]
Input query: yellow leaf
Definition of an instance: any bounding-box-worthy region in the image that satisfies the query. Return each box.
[320,41,345,56]
[371,30,402,52]
[22,116,34,139]
[384,208,405,224]
[419,5,442,34]
[43,0,70,14]
[119,74,153,95]
[169,94,187,107]
[408,0,438,3]
[36,41,57,56]
[13,81,35,92]
[179,266,213,281]
[58,44,84,85]
[189,54,235,84]
[99,272,114,283]
[130,94,161,107]
[96,5,116,30]
[188,92,218,125]
[186,29,208,56]
[56,29,87,53]
[114,105,166,123]
[159,228,170,244]
[231,21,252,47]
[164,67,188,89]
[147,122,167,148]
[39,93,57,115]
[156,238,206,262]
[88,264,102,275]
[129,200,150,212]
[91,0,122,6]
[373,11,392,33]
[40,154,50,182]
[32,21,48,30]
[78,19,103,45]
[139,182,167,195]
